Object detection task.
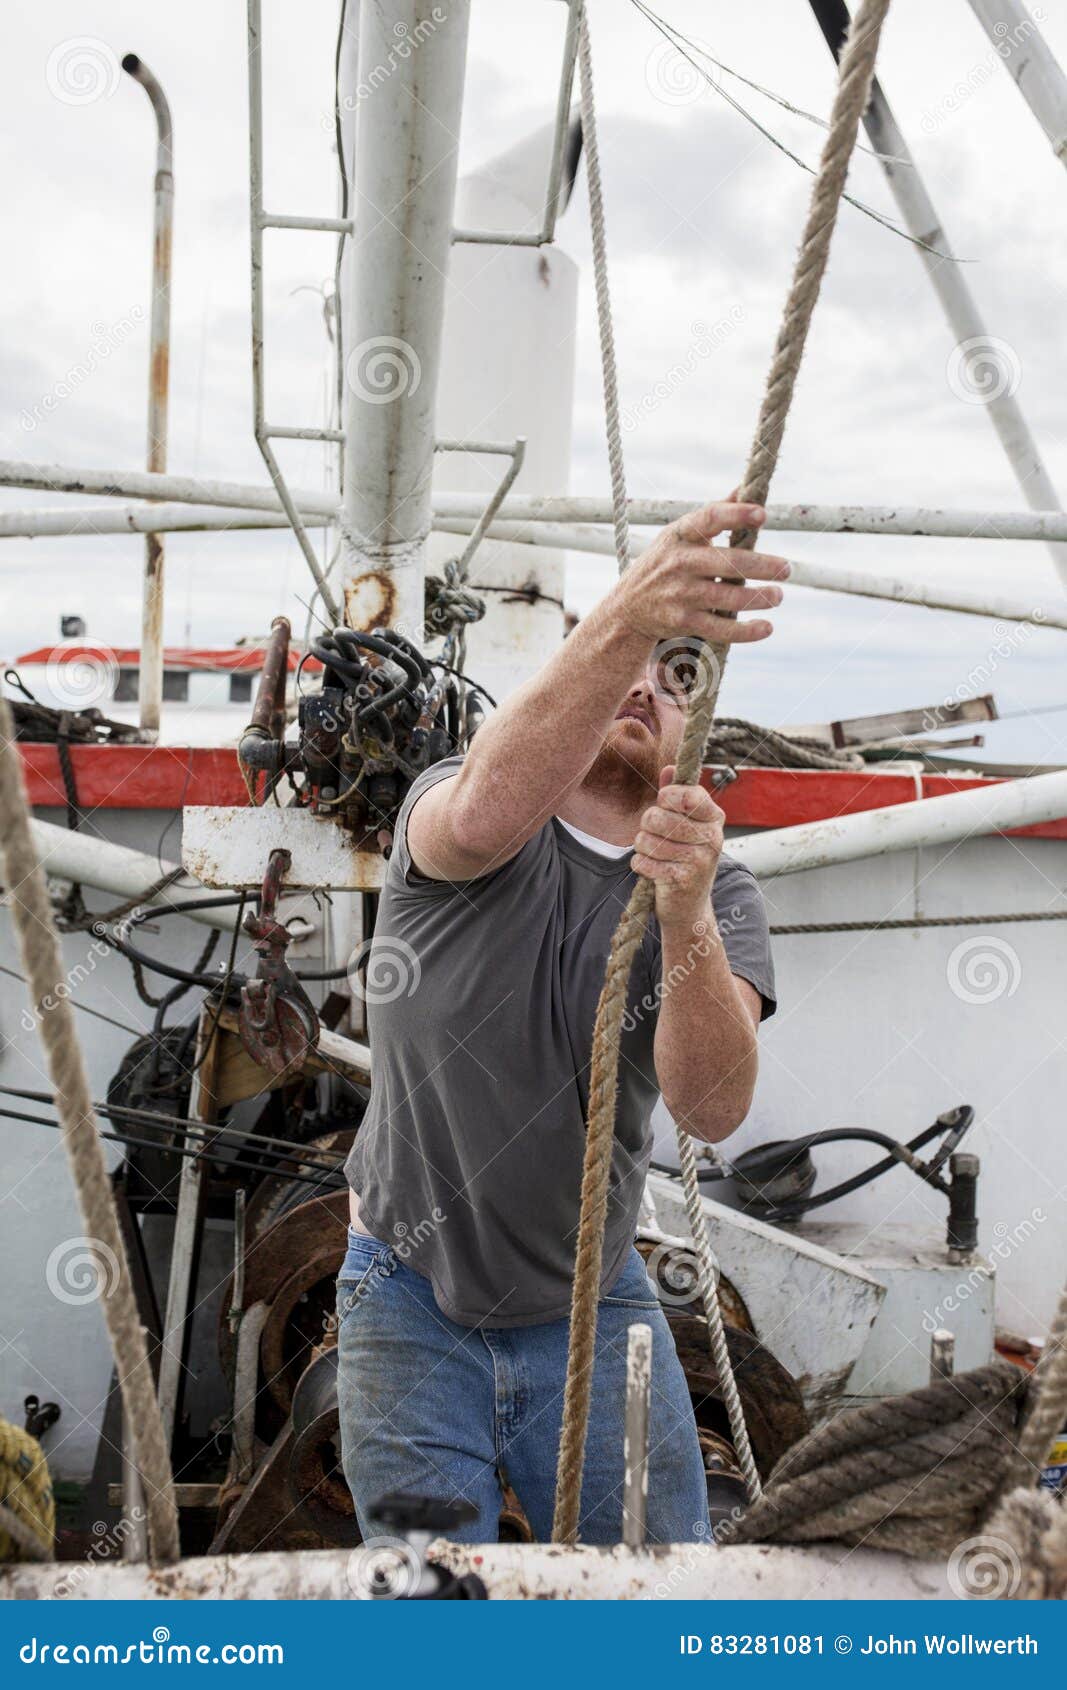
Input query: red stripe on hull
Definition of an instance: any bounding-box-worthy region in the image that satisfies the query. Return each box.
[16,744,1067,839]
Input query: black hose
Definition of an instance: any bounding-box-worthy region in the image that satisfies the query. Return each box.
[99,893,355,988]
[651,1109,974,1219]
[760,1115,973,1223]
[754,1111,973,1223]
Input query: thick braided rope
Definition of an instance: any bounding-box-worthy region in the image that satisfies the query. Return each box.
[717,1363,1026,1558]
[0,1418,54,1563]
[1003,1275,1067,1493]
[0,696,180,1564]
[706,717,864,770]
[551,0,893,1544]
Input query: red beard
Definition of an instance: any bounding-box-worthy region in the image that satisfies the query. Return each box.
[581,719,664,807]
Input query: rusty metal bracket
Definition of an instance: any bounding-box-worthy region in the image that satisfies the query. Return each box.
[238,848,320,1077]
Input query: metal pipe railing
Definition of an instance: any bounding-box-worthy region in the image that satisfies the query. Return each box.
[431,515,1067,632]
[6,497,1063,628]
[731,765,1067,879]
[122,54,173,739]
[11,460,1067,543]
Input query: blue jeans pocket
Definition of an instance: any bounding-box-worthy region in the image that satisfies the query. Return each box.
[600,1248,660,1310]
[337,1231,394,1322]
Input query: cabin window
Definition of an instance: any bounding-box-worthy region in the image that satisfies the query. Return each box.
[162,671,190,702]
[229,672,253,704]
[114,668,139,702]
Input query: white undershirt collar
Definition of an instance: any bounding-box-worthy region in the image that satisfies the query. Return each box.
[555,817,633,859]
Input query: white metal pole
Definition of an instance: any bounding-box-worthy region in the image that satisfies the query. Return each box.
[432,493,1067,542]
[0,459,333,516]
[13,460,1067,542]
[432,515,1067,631]
[25,820,239,932]
[0,504,293,537]
[8,501,1065,627]
[730,765,1067,880]
[621,1323,652,1549]
[929,1328,956,1383]
[122,56,173,738]
[340,0,471,636]
[809,0,1067,589]
[967,0,1067,167]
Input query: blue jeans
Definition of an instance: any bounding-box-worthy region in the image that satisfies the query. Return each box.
[335,1227,710,1545]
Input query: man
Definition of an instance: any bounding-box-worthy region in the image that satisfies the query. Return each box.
[338,498,785,1545]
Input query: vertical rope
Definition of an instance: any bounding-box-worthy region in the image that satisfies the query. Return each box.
[0,696,180,1564]
[552,0,893,1544]
[578,6,631,581]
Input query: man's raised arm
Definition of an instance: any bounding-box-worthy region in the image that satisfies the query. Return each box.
[407,500,788,881]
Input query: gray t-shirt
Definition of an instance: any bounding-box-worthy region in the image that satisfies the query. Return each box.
[345,757,776,1328]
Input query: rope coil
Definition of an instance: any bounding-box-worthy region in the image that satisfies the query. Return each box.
[0,1418,54,1564]
[717,1363,1027,1558]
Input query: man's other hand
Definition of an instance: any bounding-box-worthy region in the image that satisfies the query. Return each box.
[631,766,724,929]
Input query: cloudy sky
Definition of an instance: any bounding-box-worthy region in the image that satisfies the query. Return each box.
[3,0,1067,759]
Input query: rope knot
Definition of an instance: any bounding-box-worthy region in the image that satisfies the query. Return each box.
[424,563,486,635]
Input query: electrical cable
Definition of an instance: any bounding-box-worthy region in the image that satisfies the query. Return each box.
[0,1105,346,1193]
[0,1084,347,1176]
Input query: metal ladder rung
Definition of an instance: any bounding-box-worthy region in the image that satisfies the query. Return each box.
[259,212,353,235]
[265,425,345,444]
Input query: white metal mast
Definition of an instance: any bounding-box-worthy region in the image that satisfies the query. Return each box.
[967,0,1067,168]
[339,1,472,638]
